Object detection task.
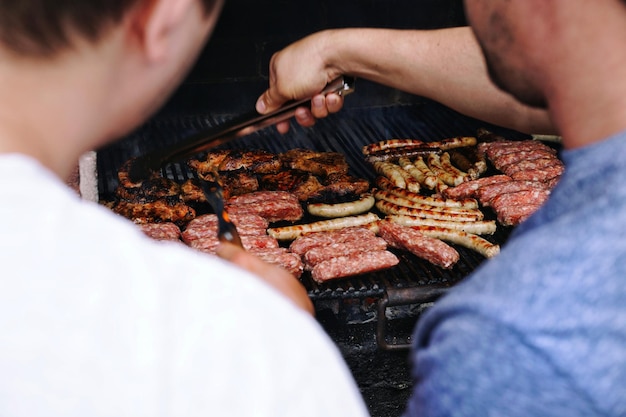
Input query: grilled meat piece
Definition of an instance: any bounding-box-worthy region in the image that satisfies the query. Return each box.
[281,149,349,177]
[189,149,281,175]
[180,178,207,203]
[218,169,259,198]
[182,170,259,203]
[260,170,324,201]
[218,149,282,174]
[112,196,196,226]
[188,149,232,174]
[117,157,161,189]
[306,173,370,203]
[226,191,304,223]
[138,222,182,241]
[310,250,399,283]
[116,177,181,203]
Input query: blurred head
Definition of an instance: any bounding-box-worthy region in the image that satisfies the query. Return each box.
[0,0,224,149]
[0,0,219,57]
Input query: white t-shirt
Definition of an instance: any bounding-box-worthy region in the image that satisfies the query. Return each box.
[0,154,369,417]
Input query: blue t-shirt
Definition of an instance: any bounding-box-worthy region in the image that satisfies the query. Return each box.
[406,131,626,416]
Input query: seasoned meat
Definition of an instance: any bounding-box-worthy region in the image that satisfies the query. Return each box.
[378,220,459,269]
[306,173,370,203]
[303,237,388,269]
[247,248,304,278]
[442,174,512,200]
[189,234,279,252]
[182,213,268,243]
[218,149,282,174]
[188,149,232,174]
[260,170,324,201]
[475,180,549,207]
[281,149,349,177]
[217,169,259,198]
[112,196,196,226]
[116,177,181,203]
[226,191,304,223]
[180,178,207,203]
[289,227,377,255]
[138,222,182,241]
[310,250,399,283]
[117,157,161,189]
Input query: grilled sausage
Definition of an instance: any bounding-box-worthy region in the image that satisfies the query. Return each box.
[375,176,479,209]
[429,136,477,150]
[375,200,484,222]
[373,189,482,217]
[373,161,407,189]
[364,147,440,163]
[306,193,375,218]
[362,139,426,155]
[386,214,497,235]
[267,213,381,241]
[411,157,439,189]
[427,153,458,187]
[411,225,500,258]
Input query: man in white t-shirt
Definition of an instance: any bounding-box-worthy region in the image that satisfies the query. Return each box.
[0,1,368,416]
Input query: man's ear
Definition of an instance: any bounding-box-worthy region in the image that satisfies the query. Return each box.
[130,0,197,62]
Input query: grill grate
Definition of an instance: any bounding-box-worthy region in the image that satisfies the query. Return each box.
[97,100,525,300]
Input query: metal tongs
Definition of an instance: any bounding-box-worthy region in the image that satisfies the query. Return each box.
[128,76,356,182]
[198,169,243,248]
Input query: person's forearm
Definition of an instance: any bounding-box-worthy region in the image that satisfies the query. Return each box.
[322,27,556,134]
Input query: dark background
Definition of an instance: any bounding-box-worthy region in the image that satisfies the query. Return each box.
[157,0,467,116]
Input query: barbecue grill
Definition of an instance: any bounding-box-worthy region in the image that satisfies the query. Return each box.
[91,2,533,415]
[97,99,525,346]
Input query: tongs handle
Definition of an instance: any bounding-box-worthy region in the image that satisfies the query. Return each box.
[198,177,243,248]
[129,76,356,180]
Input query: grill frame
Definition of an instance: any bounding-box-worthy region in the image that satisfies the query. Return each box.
[97,99,526,301]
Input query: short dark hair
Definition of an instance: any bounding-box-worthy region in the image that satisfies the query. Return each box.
[0,0,217,57]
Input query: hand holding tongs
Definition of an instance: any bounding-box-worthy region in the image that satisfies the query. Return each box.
[128,76,356,182]
[198,169,243,248]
